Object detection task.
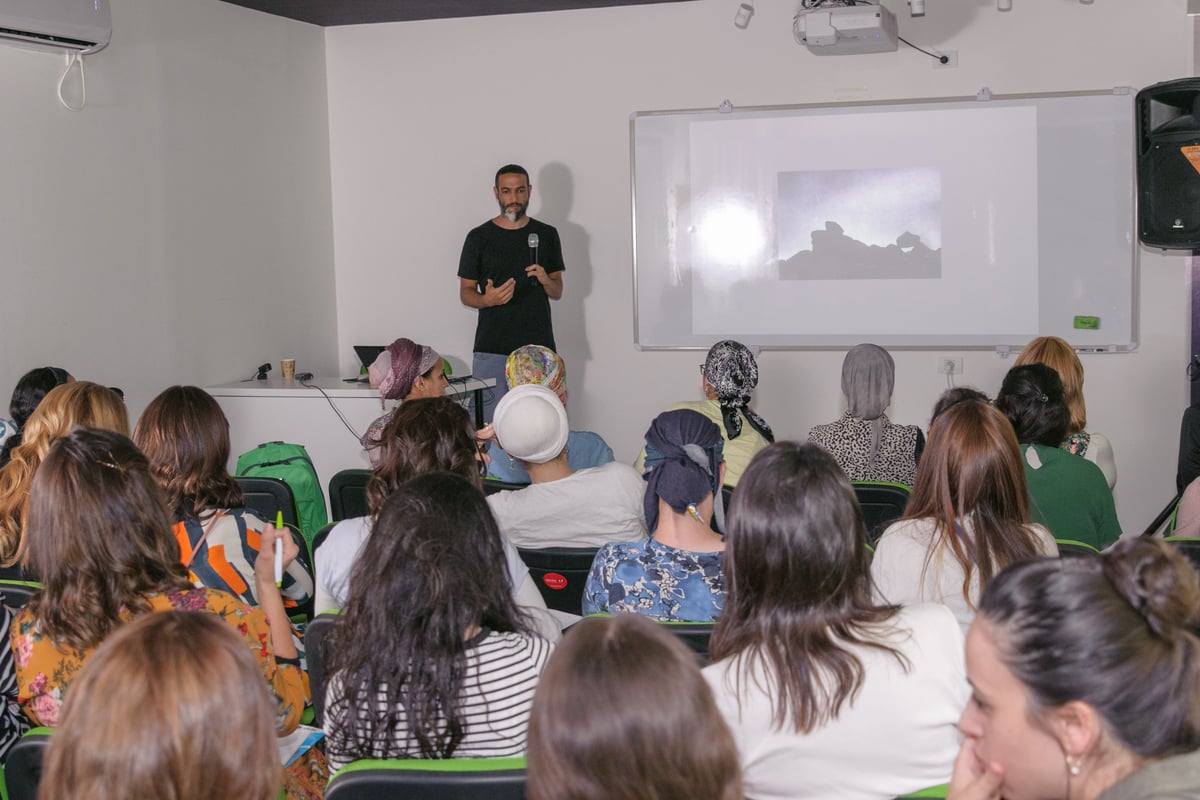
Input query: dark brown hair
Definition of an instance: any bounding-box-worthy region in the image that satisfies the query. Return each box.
[709,442,905,732]
[980,537,1200,758]
[902,400,1043,609]
[39,611,281,800]
[365,396,480,517]
[26,428,190,651]
[133,386,243,519]
[527,614,742,800]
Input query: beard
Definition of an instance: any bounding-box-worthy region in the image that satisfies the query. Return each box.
[499,201,527,223]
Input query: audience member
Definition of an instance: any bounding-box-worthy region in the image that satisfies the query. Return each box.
[0,604,27,766]
[1015,335,1117,488]
[929,386,989,425]
[584,409,727,621]
[871,398,1056,633]
[1177,401,1200,495]
[705,442,967,799]
[0,381,126,578]
[134,386,313,612]
[949,538,1200,800]
[526,614,742,800]
[10,428,325,798]
[487,345,614,483]
[0,367,71,468]
[487,384,646,548]
[39,611,281,800]
[995,364,1121,550]
[635,340,772,486]
[809,343,924,485]
[359,337,449,465]
[314,396,560,640]
[324,472,553,770]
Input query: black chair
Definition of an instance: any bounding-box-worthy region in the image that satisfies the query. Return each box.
[516,547,599,616]
[329,469,371,522]
[658,620,716,666]
[305,613,339,726]
[326,757,527,800]
[0,580,40,609]
[1056,539,1101,558]
[234,476,313,622]
[5,727,51,800]
[1164,537,1200,574]
[483,479,527,497]
[852,482,911,546]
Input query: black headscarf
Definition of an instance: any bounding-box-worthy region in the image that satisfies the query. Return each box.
[703,340,774,443]
[642,409,726,534]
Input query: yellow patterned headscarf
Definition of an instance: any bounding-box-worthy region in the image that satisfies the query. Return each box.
[505,345,567,406]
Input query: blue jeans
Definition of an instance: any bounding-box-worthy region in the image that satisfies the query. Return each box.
[472,352,509,425]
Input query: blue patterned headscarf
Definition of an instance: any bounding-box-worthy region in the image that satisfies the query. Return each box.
[642,409,726,534]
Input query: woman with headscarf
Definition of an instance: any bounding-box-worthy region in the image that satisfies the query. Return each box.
[359,337,450,465]
[635,340,773,487]
[486,344,614,484]
[809,343,924,486]
[584,409,727,622]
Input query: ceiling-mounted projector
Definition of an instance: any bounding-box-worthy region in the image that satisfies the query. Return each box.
[794,4,898,55]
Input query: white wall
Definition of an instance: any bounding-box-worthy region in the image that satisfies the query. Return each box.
[326,0,1194,535]
[0,0,338,417]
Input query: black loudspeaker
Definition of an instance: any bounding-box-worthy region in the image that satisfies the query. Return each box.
[1137,79,1200,250]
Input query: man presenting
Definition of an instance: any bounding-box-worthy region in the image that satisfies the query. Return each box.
[459,164,565,423]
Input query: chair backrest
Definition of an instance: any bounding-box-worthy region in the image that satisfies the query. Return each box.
[235,476,301,532]
[0,579,40,609]
[658,620,716,666]
[326,757,527,800]
[483,479,527,496]
[517,547,600,616]
[329,469,372,522]
[5,727,51,800]
[1164,537,1200,574]
[852,482,912,546]
[305,613,340,726]
[1056,538,1101,558]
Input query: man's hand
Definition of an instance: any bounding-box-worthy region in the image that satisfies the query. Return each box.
[526,265,563,300]
[482,278,515,307]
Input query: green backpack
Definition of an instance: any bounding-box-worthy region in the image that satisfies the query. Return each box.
[235,441,329,543]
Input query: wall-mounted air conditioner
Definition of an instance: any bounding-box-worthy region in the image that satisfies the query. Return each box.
[0,0,111,54]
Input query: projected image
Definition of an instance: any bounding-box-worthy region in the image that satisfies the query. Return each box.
[777,167,942,280]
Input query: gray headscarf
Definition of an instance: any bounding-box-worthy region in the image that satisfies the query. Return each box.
[841,343,895,473]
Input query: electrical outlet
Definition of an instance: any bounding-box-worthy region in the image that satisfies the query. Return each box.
[933,50,958,69]
[936,357,964,376]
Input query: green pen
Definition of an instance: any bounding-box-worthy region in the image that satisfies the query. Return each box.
[273,510,284,587]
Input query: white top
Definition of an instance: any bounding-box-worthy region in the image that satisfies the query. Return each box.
[1082,430,1117,490]
[324,629,553,770]
[486,462,648,549]
[870,517,1056,634]
[314,515,561,642]
[703,604,968,800]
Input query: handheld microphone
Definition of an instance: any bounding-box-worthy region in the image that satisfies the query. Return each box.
[527,232,540,287]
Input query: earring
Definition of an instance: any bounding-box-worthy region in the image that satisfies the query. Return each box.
[1066,756,1082,776]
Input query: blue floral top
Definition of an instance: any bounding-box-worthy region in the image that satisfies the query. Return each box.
[583,539,726,622]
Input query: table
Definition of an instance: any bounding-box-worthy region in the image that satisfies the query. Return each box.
[206,375,496,504]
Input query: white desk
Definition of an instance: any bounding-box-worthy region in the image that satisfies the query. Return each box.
[206,376,495,504]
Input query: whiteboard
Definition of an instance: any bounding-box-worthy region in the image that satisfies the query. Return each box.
[631,89,1137,351]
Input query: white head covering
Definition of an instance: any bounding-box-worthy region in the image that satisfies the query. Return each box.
[492,384,569,465]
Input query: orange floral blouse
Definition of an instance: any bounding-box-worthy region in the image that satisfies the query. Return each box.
[11,587,305,730]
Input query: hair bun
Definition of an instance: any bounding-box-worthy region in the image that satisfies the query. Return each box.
[1102,539,1200,639]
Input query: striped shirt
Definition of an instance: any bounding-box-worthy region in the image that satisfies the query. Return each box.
[324,630,553,770]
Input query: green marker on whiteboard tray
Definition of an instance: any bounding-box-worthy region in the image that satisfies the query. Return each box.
[274,510,284,587]
[1073,315,1100,330]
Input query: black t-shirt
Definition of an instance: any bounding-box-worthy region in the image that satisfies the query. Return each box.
[457,218,565,355]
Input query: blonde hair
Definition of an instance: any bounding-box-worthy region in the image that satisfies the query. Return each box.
[39,611,281,800]
[1014,336,1086,435]
[0,382,128,567]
